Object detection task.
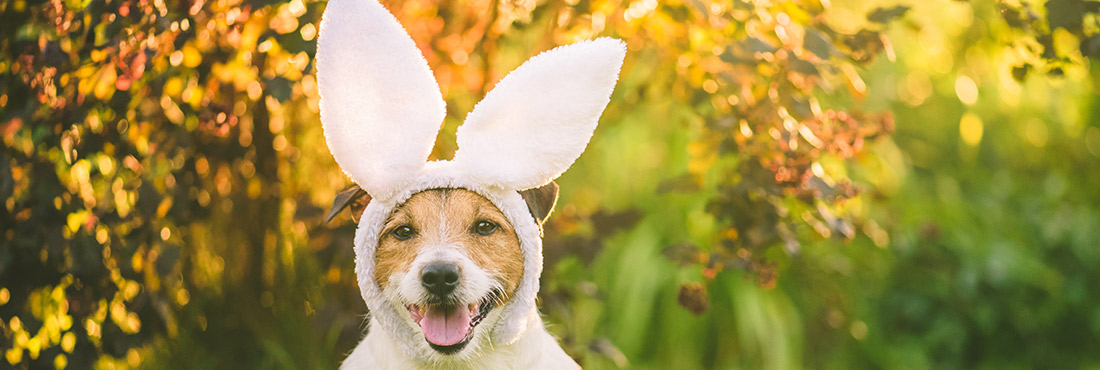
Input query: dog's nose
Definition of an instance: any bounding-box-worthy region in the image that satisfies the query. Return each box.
[420,263,460,296]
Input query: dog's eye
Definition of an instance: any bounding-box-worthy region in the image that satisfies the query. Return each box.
[474,221,497,236]
[391,225,415,240]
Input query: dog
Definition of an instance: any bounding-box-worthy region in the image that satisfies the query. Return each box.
[329,184,569,368]
[315,0,625,368]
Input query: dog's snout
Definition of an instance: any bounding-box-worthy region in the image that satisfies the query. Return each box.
[421,263,460,296]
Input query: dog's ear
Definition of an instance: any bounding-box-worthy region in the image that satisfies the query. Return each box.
[519,181,559,225]
[316,0,445,201]
[326,185,372,224]
[451,38,626,191]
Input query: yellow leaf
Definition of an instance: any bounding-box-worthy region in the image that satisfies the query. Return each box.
[5,347,21,365]
[182,45,202,68]
[54,354,67,369]
[841,64,866,99]
[26,337,39,360]
[164,76,183,97]
[959,112,983,146]
[66,210,89,234]
[156,197,173,217]
[90,49,107,63]
[93,67,117,100]
[60,332,75,353]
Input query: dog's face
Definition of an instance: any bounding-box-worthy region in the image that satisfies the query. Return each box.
[374,188,524,355]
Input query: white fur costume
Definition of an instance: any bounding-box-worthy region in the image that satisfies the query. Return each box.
[315,0,625,368]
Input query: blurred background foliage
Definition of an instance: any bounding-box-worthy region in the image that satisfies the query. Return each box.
[2,0,1100,368]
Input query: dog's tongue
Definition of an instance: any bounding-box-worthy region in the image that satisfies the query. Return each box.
[419,305,471,346]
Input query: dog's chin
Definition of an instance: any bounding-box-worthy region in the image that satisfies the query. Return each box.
[405,290,503,355]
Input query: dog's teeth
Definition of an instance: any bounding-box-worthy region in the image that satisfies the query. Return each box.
[406,304,425,323]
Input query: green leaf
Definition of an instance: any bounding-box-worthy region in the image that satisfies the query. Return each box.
[788,55,819,76]
[267,77,293,102]
[803,29,835,59]
[1080,35,1100,59]
[744,37,777,55]
[1046,0,1086,31]
[867,6,910,24]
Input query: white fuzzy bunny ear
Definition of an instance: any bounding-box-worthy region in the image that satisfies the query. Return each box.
[316,0,445,200]
[452,38,626,191]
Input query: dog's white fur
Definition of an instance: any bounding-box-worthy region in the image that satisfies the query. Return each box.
[349,242,575,369]
[316,0,624,367]
[340,166,575,368]
[343,313,576,370]
[391,246,498,311]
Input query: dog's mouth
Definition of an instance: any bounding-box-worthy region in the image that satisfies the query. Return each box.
[406,290,503,354]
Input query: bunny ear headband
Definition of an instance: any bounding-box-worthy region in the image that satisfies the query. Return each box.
[316,0,624,357]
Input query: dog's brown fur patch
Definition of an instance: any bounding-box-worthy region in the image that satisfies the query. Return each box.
[374,189,524,302]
